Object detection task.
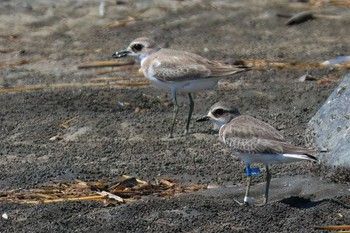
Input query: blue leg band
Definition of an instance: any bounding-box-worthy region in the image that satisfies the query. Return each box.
[245,163,261,176]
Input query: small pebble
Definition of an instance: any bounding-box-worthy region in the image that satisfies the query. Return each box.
[2,213,8,220]
[134,107,141,113]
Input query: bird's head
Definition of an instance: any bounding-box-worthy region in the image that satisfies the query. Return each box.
[196,101,241,128]
[112,37,161,63]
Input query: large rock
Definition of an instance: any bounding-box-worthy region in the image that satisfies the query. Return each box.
[309,74,350,167]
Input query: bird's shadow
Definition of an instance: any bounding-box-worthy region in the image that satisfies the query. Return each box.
[280,196,350,209]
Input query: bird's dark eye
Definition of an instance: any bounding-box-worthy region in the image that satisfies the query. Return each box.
[132,44,143,52]
[213,109,224,117]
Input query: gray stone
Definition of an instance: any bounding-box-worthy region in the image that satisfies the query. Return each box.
[309,74,350,167]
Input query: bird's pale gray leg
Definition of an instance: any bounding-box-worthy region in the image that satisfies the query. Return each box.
[183,93,194,135]
[263,164,271,205]
[169,92,179,138]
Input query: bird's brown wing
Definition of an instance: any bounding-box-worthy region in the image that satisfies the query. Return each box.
[205,60,247,77]
[220,115,316,156]
[145,49,211,82]
[220,115,288,154]
[144,49,246,82]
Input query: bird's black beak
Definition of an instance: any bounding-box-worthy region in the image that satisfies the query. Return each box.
[112,50,130,58]
[196,115,210,122]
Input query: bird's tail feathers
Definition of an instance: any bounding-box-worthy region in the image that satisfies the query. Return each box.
[281,143,318,161]
[282,153,318,162]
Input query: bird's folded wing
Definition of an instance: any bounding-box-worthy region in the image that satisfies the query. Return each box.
[207,62,247,77]
[148,49,246,82]
[220,115,286,154]
[222,116,285,141]
[151,61,212,82]
[221,116,316,156]
[256,140,317,158]
[279,143,316,157]
[223,136,284,154]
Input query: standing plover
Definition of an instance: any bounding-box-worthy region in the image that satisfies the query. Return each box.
[197,101,317,205]
[112,37,248,138]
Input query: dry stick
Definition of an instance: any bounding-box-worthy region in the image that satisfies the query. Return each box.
[89,78,148,86]
[330,1,350,7]
[123,198,138,203]
[77,60,135,69]
[0,83,109,94]
[315,225,350,230]
[31,193,56,199]
[60,116,79,129]
[95,65,137,75]
[288,1,350,10]
[116,82,150,87]
[90,77,128,82]
[0,49,13,53]
[0,81,148,94]
[243,59,350,71]
[91,73,143,82]
[160,179,175,188]
[96,191,124,202]
[0,56,46,68]
[0,86,44,93]
[107,7,156,30]
[50,196,106,203]
[20,48,105,56]
[107,17,137,29]
[37,195,106,204]
[0,35,19,41]
[287,3,319,10]
[50,83,108,88]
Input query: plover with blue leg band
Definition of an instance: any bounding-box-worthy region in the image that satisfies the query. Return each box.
[197,101,318,205]
[112,37,249,138]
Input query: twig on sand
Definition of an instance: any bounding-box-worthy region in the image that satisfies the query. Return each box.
[315,225,350,232]
[0,86,44,93]
[77,60,135,69]
[0,56,46,68]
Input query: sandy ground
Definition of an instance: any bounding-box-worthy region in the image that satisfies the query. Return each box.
[0,0,350,232]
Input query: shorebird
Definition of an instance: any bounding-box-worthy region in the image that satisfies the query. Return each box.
[196,101,317,205]
[112,37,248,138]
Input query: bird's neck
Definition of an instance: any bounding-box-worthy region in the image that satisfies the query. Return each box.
[214,120,228,129]
[138,53,149,64]
[139,48,161,64]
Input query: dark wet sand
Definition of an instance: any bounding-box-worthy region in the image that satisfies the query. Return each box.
[0,0,349,232]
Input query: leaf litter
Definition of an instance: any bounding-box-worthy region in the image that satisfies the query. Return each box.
[0,175,205,205]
